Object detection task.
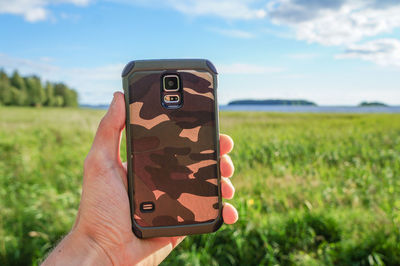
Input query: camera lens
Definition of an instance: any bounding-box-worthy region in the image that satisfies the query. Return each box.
[163,75,179,91]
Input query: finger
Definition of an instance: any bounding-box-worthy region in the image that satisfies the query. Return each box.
[220,134,234,156]
[221,177,235,199]
[120,162,128,190]
[90,92,126,162]
[220,154,234,178]
[222,203,238,224]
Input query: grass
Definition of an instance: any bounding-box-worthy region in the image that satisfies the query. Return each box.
[1,107,400,265]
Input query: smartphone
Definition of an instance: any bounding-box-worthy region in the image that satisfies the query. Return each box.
[122,59,222,238]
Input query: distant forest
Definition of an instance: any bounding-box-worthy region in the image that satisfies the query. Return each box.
[0,70,78,107]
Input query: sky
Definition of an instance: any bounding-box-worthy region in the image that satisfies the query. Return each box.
[0,0,400,105]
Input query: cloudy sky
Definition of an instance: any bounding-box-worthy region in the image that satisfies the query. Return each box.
[0,0,399,105]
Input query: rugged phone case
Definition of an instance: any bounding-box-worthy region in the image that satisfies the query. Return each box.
[122,59,222,238]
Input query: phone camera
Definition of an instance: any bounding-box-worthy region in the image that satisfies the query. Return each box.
[163,75,180,91]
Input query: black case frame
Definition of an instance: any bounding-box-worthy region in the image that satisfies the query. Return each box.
[122,59,223,238]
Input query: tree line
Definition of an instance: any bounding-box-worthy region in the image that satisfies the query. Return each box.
[0,70,78,107]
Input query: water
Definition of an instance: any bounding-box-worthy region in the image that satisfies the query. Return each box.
[81,104,400,113]
[219,105,400,113]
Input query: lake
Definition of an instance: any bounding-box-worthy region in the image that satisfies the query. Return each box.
[220,105,400,113]
[82,104,400,113]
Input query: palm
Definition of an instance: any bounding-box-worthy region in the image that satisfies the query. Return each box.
[78,161,133,245]
[72,92,237,265]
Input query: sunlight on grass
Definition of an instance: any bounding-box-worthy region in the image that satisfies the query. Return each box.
[1,108,400,265]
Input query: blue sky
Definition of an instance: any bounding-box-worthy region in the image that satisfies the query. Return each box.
[1,0,400,105]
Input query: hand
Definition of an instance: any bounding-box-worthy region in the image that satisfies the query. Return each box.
[42,92,238,265]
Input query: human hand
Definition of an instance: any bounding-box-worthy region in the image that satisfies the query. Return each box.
[42,92,238,265]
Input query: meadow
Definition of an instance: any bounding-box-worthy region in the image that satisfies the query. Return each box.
[0,107,399,265]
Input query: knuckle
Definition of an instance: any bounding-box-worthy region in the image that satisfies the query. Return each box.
[83,150,120,180]
[98,115,109,130]
[84,152,106,176]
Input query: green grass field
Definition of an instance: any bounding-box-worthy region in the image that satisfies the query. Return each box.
[1,107,400,265]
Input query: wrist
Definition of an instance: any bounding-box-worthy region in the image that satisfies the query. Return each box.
[42,229,112,266]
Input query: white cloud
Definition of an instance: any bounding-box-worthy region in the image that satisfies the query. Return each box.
[219,63,284,74]
[123,0,267,20]
[0,53,59,73]
[61,63,124,104]
[0,53,122,104]
[2,54,398,105]
[209,28,254,39]
[0,53,288,103]
[336,38,400,68]
[267,0,400,46]
[286,53,318,60]
[169,0,266,20]
[0,0,90,22]
[265,0,400,68]
[119,0,400,69]
[122,0,400,45]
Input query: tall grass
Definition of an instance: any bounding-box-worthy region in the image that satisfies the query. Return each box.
[0,108,399,265]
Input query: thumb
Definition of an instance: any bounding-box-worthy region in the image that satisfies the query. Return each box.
[90,91,126,162]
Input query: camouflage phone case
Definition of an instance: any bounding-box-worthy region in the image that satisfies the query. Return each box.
[122,59,222,238]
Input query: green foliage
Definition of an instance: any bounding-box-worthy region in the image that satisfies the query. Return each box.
[0,110,399,265]
[53,83,78,107]
[0,71,12,105]
[44,82,55,107]
[25,76,46,106]
[10,70,26,92]
[0,70,78,107]
[10,86,26,106]
[0,107,102,265]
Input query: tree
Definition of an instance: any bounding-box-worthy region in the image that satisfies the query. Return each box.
[25,76,46,106]
[64,88,78,107]
[10,71,28,105]
[54,82,78,107]
[44,82,55,106]
[10,86,26,106]
[0,82,12,106]
[10,70,26,90]
[54,95,64,107]
[0,70,12,105]
[0,70,78,107]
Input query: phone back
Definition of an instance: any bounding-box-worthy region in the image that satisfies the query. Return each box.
[122,59,222,238]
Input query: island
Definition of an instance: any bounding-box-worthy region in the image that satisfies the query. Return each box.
[358,101,388,107]
[228,99,317,106]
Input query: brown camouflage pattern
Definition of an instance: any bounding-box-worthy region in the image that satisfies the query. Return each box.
[128,70,220,227]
